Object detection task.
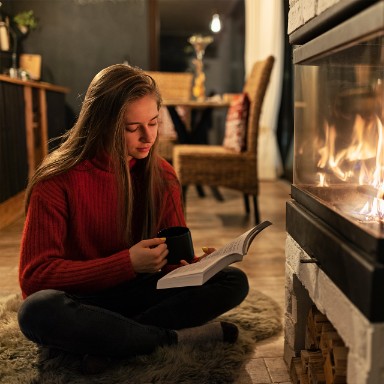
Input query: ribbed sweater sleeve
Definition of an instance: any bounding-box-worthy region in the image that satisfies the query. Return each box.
[19,156,186,298]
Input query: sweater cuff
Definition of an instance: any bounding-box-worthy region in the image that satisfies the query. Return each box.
[115,249,137,281]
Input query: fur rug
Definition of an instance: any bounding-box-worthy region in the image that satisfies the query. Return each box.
[0,289,282,384]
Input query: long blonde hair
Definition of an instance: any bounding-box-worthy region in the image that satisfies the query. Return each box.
[26,64,167,245]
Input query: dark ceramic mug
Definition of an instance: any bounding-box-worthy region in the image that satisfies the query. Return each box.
[157,226,194,264]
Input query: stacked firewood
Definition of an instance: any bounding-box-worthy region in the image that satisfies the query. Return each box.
[290,306,348,384]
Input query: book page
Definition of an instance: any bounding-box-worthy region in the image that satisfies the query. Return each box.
[242,220,272,253]
[164,249,239,278]
[204,227,254,260]
[158,252,242,283]
[210,221,272,257]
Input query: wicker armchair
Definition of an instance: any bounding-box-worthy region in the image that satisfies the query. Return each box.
[146,71,193,161]
[173,56,275,223]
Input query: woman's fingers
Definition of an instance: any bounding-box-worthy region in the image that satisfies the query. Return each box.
[201,247,216,255]
[140,237,167,248]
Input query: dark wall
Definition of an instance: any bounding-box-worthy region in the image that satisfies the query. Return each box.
[2,0,150,117]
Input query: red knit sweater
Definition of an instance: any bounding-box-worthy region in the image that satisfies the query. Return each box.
[19,153,186,298]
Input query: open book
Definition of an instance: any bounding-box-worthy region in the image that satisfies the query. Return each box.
[157,220,272,289]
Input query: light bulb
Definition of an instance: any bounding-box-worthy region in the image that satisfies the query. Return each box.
[210,13,221,33]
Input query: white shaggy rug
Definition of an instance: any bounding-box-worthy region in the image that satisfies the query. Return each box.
[0,289,282,384]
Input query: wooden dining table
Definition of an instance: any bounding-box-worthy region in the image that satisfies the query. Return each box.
[163,98,230,141]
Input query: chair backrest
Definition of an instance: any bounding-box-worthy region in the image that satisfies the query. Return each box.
[146,71,193,102]
[242,56,275,154]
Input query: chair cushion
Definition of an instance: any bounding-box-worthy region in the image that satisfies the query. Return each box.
[222,93,250,152]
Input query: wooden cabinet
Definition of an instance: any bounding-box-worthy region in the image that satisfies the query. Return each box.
[0,75,69,228]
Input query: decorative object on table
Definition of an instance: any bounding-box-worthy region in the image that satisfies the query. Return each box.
[19,53,41,80]
[173,56,275,224]
[5,10,38,78]
[0,21,9,51]
[13,10,38,35]
[188,34,214,101]
[0,2,10,51]
[0,288,281,383]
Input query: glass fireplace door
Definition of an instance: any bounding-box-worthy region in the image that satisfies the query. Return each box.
[294,30,384,235]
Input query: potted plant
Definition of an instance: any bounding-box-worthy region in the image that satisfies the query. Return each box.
[13,10,38,34]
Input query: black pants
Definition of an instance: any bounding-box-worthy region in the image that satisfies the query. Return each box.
[18,267,249,358]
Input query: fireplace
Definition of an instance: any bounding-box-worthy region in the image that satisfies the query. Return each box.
[285,1,384,383]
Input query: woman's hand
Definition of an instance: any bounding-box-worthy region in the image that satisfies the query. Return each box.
[180,247,216,266]
[129,238,168,273]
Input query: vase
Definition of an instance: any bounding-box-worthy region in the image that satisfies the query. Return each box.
[188,34,213,101]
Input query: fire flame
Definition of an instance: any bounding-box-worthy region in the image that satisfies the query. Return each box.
[317,114,384,221]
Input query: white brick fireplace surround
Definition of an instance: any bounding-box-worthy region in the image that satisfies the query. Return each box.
[284,234,384,384]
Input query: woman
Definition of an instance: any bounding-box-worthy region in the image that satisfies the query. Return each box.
[17,64,249,373]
